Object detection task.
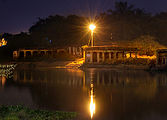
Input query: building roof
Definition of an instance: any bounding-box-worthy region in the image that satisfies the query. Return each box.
[157,49,167,53]
[85,45,138,51]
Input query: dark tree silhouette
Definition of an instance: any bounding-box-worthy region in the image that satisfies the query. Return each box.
[1,1,167,57]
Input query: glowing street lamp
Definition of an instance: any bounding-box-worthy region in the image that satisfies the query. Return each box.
[89,24,96,47]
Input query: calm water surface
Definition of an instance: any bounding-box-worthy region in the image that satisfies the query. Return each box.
[1,68,167,120]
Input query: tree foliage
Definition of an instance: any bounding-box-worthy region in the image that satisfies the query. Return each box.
[131,35,165,55]
[29,15,88,47]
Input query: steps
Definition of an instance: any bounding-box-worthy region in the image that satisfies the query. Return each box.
[65,58,84,68]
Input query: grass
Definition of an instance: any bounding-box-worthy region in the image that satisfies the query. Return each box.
[0,105,77,120]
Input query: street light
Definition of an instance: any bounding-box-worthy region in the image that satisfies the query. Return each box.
[89,24,96,47]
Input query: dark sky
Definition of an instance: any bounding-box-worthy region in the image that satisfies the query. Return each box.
[0,0,167,33]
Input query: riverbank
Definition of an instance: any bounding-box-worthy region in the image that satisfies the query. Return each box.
[0,105,77,120]
[14,61,73,70]
[81,63,150,70]
[1,59,165,71]
[13,61,164,71]
[14,61,148,70]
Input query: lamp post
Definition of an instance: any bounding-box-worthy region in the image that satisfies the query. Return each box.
[89,24,96,47]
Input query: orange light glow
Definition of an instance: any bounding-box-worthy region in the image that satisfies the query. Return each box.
[126,53,156,59]
[90,95,95,119]
[90,83,95,119]
[0,38,7,47]
[65,58,84,68]
[89,24,96,31]
[137,55,156,59]
[1,76,6,86]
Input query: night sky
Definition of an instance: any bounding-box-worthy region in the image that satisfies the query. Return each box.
[0,0,167,33]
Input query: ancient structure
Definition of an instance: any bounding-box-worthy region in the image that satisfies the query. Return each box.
[13,45,167,66]
[156,49,167,65]
[83,46,138,63]
[13,46,82,59]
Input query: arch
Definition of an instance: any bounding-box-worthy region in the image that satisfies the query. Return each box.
[93,52,97,62]
[116,52,119,59]
[26,51,31,58]
[111,52,114,59]
[33,51,38,57]
[40,51,45,56]
[47,51,52,57]
[104,52,109,61]
[19,51,24,58]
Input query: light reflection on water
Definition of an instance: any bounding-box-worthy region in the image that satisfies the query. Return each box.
[1,68,167,120]
[89,70,95,119]
[0,76,6,87]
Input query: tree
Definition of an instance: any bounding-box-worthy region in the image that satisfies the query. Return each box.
[131,35,166,55]
[28,14,88,47]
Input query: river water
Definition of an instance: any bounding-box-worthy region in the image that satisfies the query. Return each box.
[0,68,167,120]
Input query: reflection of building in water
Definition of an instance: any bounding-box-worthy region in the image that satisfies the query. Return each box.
[13,69,167,88]
[0,76,6,87]
[13,69,84,86]
[11,69,167,120]
[13,46,83,59]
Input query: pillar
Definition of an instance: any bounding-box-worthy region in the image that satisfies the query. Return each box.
[113,52,115,59]
[13,71,18,81]
[76,47,79,55]
[116,52,118,59]
[75,47,77,55]
[31,51,33,56]
[44,51,47,56]
[38,51,41,56]
[75,47,78,55]
[18,51,20,58]
[124,52,127,58]
[164,57,166,64]
[24,51,26,58]
[97,52,100,63]
[73,47,75,55]
[80,48,82,55]
[135,52,137,59]
[102,52,105,62]
[68,47,72,54]
[130,52,132,58]
[109,52,111,61]
[83,50,86,61]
